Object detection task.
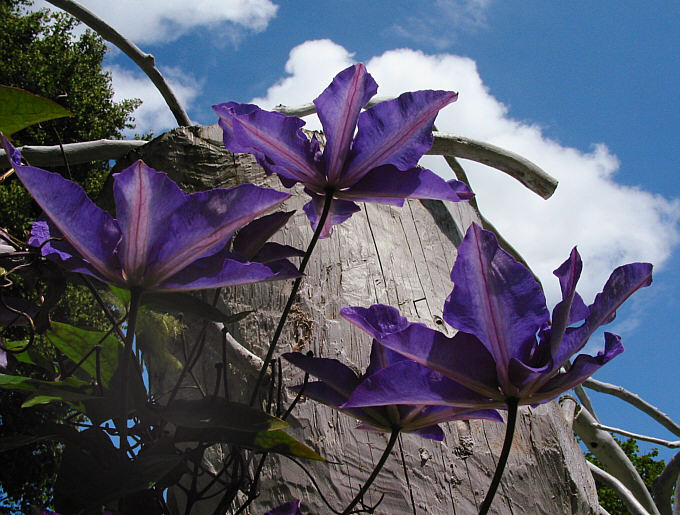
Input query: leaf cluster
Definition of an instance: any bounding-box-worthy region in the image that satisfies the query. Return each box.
[0,0,140,235]
[584,437,667,514]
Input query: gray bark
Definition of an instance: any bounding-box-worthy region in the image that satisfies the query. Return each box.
[112,124,599,514]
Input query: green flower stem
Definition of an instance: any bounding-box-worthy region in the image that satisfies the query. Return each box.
[119,288,142,454]
[478,398,519,515]
[248,191,334,406]
[341,428,400,515]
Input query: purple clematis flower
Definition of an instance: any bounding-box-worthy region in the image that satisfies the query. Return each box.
[264,500,304,515]
[2,136,300,292]
[342,223,653,410]
[283,339,501,441]
[213,63,473,237]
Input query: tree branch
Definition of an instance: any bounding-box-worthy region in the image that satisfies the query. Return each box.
[574,384,600,422]
[0,139,146,168]
[574,406,660,515]
[427,132,557,199]
[591,423,680,449]
[586,461,652,515]
[583,378,680,438]
[45,0,191,127]
[215,324,266,378]
[652,450,680,515]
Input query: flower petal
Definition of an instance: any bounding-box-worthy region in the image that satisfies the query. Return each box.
[534,332,624,403]
[314,63,377,184]
[343,90,458,185]
[265,500,303,515]
[339,304,411,340]
[555,262,652,367]
[443,223,549,389]
[283,352,359,398]
[364,339,410,378]
[29,220,114,282]
[212,102,259,154]
[339,165,473,206]
[302,194,360,239]
[251,242,305,264]
[377,325,501,399]
[548,248,589,357]
[553,248,589,324]
[155,251,300,291]
[232,211,296,260]
[214,102,323,187]
[405,405,503,430]
[411,425,445,441]
[2,137,121,281]
[147,184,290,286]
[113,161,188,285]
[343,360,496,410]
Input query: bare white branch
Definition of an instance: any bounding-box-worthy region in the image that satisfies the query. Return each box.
[592,423,680,448]
[214,324,265,378]
[0,140,147,168]
[574,383,601,422]
[598,505,613,515]
[574,406,660,514]
[653,451,680,515]
[428,132,557,199]
[45,0,191,127]
[584,378,680,438]
[587,461,652,515]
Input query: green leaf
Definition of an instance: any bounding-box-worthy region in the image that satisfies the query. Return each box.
[173,426,324,461]
[0,85,72,136]
[108,284,131,307]
[47,321,122,388]
[0,373,96,408]
[253,430,325,461]
[157,398,289,433]
[141,291,253,324]
[2,339,35,365]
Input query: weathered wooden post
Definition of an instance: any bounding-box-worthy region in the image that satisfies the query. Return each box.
[114,124,599,514]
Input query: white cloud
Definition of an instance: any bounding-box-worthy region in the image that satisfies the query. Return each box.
[106,65,202,135]
[250,40,680,304]
[32,0,278,45]
[389,0,493,49]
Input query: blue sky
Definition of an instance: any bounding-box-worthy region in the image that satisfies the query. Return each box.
[35,0,680,460]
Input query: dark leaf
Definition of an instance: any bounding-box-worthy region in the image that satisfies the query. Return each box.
[141,291,253,324]
[157,397,288,432]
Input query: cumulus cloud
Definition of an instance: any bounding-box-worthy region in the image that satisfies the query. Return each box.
[32,0,278,45]
[106,65,202,135]
[249,40,680,304]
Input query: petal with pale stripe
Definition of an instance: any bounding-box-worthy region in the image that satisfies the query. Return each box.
[314,63,377,184]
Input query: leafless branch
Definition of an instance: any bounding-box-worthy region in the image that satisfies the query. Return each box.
[574,405,660,514]
[592,423,680,449]
[652,450,680,515]
[574,384,600,422]
[428,132,557,199]
[587,461,652,515]
[583,378,680,438]
[0,139,147,168]
[45,0,191,126]
[215,324,265,377]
